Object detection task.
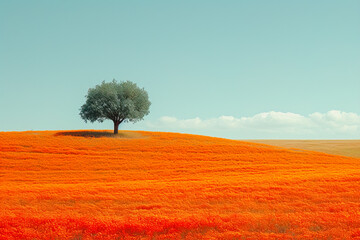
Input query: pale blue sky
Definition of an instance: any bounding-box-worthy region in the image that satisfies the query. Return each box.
[1,1,359,138]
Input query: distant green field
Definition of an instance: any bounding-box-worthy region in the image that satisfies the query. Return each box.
[246,140,360,158]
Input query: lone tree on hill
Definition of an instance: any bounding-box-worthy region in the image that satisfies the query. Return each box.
[80,80,150,134]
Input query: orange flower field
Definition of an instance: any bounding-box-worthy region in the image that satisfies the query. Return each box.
[1,130,360,239]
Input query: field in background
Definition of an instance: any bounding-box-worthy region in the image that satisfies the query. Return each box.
[1,131,360,239]
[246,140,360,158]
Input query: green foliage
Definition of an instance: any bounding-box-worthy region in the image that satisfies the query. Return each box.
[80,80,150,126]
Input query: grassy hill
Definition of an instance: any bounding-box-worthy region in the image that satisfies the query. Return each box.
[246,139,360,158]
[1,130,360,239]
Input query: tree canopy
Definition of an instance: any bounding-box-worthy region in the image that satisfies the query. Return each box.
[80,80,150,134]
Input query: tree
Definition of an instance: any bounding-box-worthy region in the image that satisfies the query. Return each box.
[80,80,150,134]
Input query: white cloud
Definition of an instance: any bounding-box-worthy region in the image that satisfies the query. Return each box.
[128,110,360,139]
[309,111,360,134]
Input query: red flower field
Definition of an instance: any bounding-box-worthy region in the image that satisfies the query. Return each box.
[1,130,360,239]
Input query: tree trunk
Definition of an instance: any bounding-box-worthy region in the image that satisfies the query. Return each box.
[114,121,119,134]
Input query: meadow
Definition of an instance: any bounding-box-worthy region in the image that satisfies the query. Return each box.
[1,130,360,239]
[247,140,360,158]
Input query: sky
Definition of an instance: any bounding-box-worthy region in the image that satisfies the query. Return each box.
[0,0,359,139]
